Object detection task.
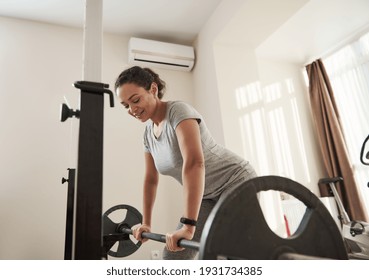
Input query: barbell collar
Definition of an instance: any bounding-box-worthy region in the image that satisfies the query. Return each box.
[121,228,200,251]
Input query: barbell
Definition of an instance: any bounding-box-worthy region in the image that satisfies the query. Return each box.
[103,176,349,259]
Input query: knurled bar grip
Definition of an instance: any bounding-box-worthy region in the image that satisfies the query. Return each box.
[121,228,200,251]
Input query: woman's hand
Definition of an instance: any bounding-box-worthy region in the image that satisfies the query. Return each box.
[133,224,151,243]
[165,225,195,252]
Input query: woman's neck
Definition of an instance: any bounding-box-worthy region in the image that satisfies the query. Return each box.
[152,100,167,126]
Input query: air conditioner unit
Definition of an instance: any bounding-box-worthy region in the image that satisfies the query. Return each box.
[128,37,195,72]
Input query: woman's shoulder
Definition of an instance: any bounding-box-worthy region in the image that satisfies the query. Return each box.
[166,100,202,127]
[167,100,197,114]
[168,100,192,108]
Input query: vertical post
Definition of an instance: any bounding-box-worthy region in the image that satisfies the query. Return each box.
[64,168,76,260]
[82,0,103,82]
[73,0,104,260]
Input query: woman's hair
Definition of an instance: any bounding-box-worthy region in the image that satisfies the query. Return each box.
[114,66,166,99]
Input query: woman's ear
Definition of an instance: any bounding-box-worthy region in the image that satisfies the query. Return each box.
[150,82,158,95]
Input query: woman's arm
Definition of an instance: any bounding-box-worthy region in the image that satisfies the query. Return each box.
[166,118,205,251]
[133,152,159,242]
[142,152,159,226]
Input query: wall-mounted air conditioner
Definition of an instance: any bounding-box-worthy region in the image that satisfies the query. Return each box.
[128,37,195,72]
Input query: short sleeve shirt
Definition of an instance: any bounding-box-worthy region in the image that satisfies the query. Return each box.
[143,101,253,199]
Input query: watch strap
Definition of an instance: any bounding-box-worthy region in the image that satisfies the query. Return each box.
[180,217,197,226]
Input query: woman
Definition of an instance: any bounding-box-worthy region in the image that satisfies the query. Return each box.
[115,66,257,259]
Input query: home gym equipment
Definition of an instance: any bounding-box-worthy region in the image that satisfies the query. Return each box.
[102,204,143,258]
[103,205,200,258]
[61,81,115,260]
[199,176,347,259]
[102,176,348,260]
[319,177,369,259]
[60,103,80,122]
[69,0,108,260]
[61,168,76,260]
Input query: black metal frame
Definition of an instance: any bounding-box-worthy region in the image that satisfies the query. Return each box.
[63,168,75,260]
[65,81,114,260]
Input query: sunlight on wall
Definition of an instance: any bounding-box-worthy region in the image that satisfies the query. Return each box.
[236,82,270,175]
[235,78,310,182]
[290,93,311,183]
[235,77,315,235]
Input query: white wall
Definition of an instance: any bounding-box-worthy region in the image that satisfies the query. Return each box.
[255,59,325,187]
[0,16,83,260]
[0,16,193,260]
[211,41,323,192]
[192,0,250,145]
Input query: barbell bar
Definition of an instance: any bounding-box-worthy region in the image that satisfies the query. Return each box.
[112,228,331,259]
[119,228,200,251]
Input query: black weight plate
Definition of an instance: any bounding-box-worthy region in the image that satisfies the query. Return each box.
[103,204,143,257]
[199,176,348,260]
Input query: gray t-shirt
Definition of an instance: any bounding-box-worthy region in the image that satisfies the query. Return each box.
[143,101,254,199]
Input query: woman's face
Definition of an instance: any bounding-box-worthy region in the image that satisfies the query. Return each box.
[117,82,157,122]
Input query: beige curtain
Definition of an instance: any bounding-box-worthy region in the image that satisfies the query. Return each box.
[306,59,368,222]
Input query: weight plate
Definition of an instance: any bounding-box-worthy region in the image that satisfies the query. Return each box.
[199,176,348,260]
[103,204,143,257]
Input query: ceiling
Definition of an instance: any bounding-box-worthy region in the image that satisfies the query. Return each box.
[2,0,369,64]
[255,0,369,64]
[213,0,369,64]
[0,0,223,45]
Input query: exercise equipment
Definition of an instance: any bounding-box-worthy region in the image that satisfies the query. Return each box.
[103,205,200,258]
[103,204,143,257]
[60,103,80,122]
[61,81,114,260]
[62,168,76,260]
[59,0,112,260]
[199,176,347,259]
[102,176,348,260]
[319,177,369,259]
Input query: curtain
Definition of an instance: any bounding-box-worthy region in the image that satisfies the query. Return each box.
[306,59,368,222]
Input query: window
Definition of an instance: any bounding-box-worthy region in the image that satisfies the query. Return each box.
[323,31,369,214]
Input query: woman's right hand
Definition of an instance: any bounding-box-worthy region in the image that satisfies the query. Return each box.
[132,224,151,243]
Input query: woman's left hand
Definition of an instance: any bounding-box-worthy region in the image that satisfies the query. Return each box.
[165,225,195,252]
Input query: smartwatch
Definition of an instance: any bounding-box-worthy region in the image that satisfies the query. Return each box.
[180,217,197,226]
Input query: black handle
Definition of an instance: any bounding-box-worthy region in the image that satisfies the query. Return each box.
[74,81,115,108]
[360,135,369,165]
[318,177,343,185]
